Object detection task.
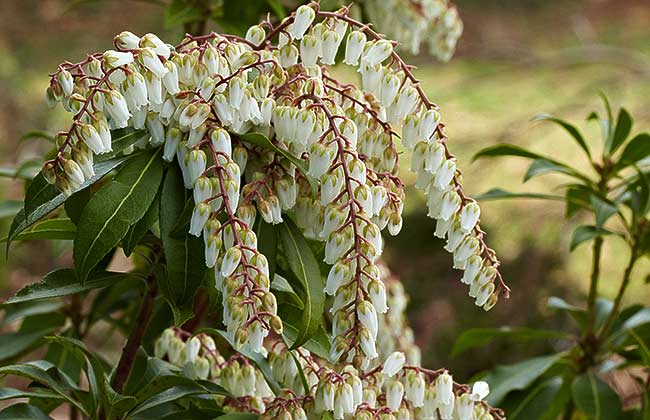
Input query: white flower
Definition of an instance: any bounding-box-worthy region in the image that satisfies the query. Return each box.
[140,33,171,59]
[78,123,105,154]
[357,300,378,338]
[436,373,454,404]
[363,39,393,66]
[383,352,406,377]
[459,201,481,233]
[300,34,319,67]
[359,327,378,359]
[221,247,242,277]
[103,50,134,69]
[344,30,367,66]
[472,381,490,401]
[321,30,340,65]
[189,203,211,236]
[139,48,168,78]
[162,61,180,95]
[57,70,74,97]
[290,5,316,40]
[386,380,405,411]
[115,31,140,50]
[64,159,85,186]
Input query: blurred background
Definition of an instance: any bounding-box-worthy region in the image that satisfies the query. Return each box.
[0,0,649,382]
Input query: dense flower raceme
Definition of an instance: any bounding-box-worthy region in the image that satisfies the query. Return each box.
[362,0,463,60]
[152,265,504,419]
[42,1,509,374]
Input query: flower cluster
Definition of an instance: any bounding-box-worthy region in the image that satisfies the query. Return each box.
[154,324,503,420]
[362,0,463,60]
[42,1,508,373]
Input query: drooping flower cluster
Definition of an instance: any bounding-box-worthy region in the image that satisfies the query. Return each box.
[154,323,503,420]
[361,0,463,60]
[42,2,508,370]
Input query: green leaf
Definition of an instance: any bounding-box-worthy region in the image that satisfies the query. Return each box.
[473,143,547,161]
[159,165,207,325]
[272,274,304,309]
[566,184,593,218]
[2,300,62,324]
[282,311,330,359]
[278,218,325,349]
[100,129,148,160]
[74,149,163,282]
[255,219,277,280]
[474,144,591,183]
[0,200,22,219]
[240,132,317,194]
[571,371,622,419]
[0,159,43,180]
[532,114,591,159]
[0,363,87,414]
[451,327,570,357]
[123,191,160,256]
[0,387,63,402]
[500,377,569,420]
[482,354,564,405]
[7,154,132,254]
[3,218,76,242]
[616,133,650,170]
[475,188,563,202]
[608,108,632,155]
[5,268,139,304]
[549,297,586,328]
[0,403,53,420]
[129,386,208,416]
[215,414,258,420]
[523,159,578,182]
[570,225,614,251]
[0,329,56,362]
[590,195,618,228]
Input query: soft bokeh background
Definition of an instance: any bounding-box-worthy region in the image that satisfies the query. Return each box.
[1,0,649,383]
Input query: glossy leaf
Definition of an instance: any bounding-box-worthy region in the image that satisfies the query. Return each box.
[452,327,569,357]
[571,371,622,419]
[123,191,160,256]
[532,114,591,159]
[159,165,207,325]
[500,377,569,420]
[616,133,650,169]
[482,354,564,405]
[3,218,76,242]
[5,268,139,304]
[7,154,132,254]
[590,195,618,228]
[475,188,563,202]
[0,329,56,362]
[0,403,53,420]
[278,218,325,349]
[74,149,163,283]
[570,225,615,251]
[607,108,632,155]
[523,159,579,182]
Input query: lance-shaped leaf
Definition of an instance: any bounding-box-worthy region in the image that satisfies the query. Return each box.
[570,225,616,251]
[607,107,632,156]
[74,149,163,283]
[3,218,76,242]
[7,154,133,254]
[5,269,139,304]
[532,114,591,159]
[123,191,161,257]
[452,327,570,357]
[475,188,563,202]
[278,218,325,349]
[571,371,623,419]
[615,133,650,170]
[158,165,207,325]
[0,403,53,420]
[481,353,564,405]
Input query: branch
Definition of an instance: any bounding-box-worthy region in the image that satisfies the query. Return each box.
[111,273,157,393]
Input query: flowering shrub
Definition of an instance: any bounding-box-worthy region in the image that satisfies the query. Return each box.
[0,2,510,419]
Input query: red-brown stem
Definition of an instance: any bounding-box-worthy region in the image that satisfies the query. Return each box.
[111,274,157,393]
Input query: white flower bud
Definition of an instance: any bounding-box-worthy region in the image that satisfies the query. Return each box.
[189,203,211,236]
[221,246,242,277]
[290,5,316,40]
[321,30,340,65]
[64,159,85,186]
[245,24,265,46]
[364,39,393,66]
[386,380,405,411]
[140,33,171,59]
[139,48,168,78]
[162,61,180,95]
[103,50,134,69]
[344,30,367,66]
[383,352,406,377]
[115,31,140,50]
